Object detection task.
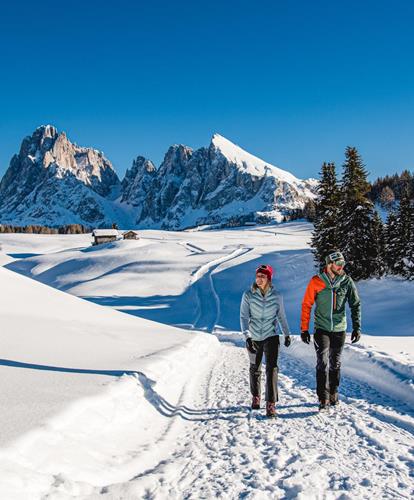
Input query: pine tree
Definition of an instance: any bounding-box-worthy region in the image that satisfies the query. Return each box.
[370,210,386,278]
[394,185,414,278]
[311,162,340,269]
[337,147,376,280]
[385,210,399,274]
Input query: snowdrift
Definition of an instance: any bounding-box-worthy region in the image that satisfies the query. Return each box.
[0,265,219,497]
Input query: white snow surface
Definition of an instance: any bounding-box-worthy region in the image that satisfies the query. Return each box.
[212,133,318,187]
[0,223,413,499]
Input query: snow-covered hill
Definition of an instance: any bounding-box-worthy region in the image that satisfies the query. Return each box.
[1,223,413,498]
[0,126,317,229]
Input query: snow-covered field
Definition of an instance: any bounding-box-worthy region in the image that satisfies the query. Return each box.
[0,223,413,499]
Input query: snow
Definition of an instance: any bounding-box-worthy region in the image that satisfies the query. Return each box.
[91,229,120,237]
[0,222,413,498]
[212,133,313,185]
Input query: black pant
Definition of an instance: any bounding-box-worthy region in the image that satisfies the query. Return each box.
[248,335,280,403]
[314,328,346,401]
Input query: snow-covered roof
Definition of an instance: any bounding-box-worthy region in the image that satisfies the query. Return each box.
[92,229,119,237]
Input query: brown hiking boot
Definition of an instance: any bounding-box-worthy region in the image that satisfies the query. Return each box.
[266,402,277,418]
[251,395,260,410]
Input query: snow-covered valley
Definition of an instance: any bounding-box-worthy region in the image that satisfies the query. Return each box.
[0,222,413,499]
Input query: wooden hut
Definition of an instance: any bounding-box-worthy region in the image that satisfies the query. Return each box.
[92,229,119,246]
[123,230,139,240]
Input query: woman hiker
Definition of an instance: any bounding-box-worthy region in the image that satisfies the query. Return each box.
[240,264,291,418]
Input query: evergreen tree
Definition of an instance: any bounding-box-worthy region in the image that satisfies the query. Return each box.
[394,185,414,278]
[311,162,340,269]
[385,210,399,274]
[337,147,376,280]
[370,210,386,278]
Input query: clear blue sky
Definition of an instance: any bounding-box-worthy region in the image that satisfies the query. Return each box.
[1,0,413,181]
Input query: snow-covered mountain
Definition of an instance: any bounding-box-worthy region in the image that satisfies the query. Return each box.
[0,126,317,229]
[122,133,317,229]
[0,125,123,227]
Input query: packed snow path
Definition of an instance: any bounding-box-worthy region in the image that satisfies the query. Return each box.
[101,342,414,499]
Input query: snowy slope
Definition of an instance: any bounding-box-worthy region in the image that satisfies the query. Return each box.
[0,262,218,498]
[211,133,301,183]
[1,223,413,498]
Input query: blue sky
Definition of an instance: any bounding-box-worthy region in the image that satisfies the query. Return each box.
[0,0,413,181]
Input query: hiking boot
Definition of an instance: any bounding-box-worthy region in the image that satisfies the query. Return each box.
[266,402,277,418]
[251,395,260,410]
[319,400,329,411]
[329,393,339,407]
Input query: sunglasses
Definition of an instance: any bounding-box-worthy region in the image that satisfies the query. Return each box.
[328,252,345,267]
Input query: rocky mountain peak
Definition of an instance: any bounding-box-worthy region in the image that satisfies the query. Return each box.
[0,125,122,226]
[0,128,317,230]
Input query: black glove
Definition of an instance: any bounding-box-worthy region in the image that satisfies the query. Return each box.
[301,331,311,344]
[246,338,257,354]
[284,335,291,347]
[351,330,361,343]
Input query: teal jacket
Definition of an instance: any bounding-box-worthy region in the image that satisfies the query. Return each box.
[240,284,291,341]
[301,270,361,333]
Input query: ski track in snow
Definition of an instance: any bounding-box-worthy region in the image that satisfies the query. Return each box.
[99,343,414,499]
[191,246,253,332]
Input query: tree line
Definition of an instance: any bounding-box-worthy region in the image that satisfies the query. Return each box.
[311,147,414,281]
[0,224,91,234]
[369,170,414,208]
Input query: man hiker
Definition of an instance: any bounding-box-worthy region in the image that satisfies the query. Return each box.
[300,250,362,411]
[240,264,291,418]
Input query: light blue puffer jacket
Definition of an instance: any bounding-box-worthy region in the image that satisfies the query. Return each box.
[240,284,291,341]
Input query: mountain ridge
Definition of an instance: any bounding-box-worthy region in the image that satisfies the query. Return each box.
[0,125,317,229]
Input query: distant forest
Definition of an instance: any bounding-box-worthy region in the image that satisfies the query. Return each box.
[369,169,414,208]
[0,224,92,234]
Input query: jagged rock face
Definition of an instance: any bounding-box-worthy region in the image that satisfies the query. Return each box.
[0,127,317,229]
[121,156,157,221]
[0,125,122,226]
[121,134,317,229]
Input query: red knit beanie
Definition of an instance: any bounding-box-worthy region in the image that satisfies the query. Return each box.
[256,264,273,281]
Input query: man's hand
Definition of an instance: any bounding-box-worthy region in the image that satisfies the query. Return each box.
[351,330,361,343]
[284,335,291,347]
[246,338,257,354]
[301,331,311,344]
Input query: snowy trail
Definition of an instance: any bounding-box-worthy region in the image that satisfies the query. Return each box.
[99,342,414,499]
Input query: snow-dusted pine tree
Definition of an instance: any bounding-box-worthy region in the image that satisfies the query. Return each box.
[394,185,414,278]
[370,210,386,278]
[311,162,340,269]
[385,210,400,274]
[337,147,376,280]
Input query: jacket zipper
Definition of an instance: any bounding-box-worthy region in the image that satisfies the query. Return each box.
[330,289,333,331]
